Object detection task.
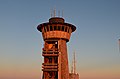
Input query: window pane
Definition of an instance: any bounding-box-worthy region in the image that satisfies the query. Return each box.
[50,26,53,31]
[62,26,64,31]
[54,26,57,30]
[65,27,67,32]
[44,27,46,32]
[54,57,58,63]
[58,26,60,30]
[67,27,69,33]
[47,26,49,31]
[48,57,52,63]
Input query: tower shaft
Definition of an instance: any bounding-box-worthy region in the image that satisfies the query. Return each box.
[59,40,69,79]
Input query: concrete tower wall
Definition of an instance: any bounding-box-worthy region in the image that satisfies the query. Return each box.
[59,40,69,79]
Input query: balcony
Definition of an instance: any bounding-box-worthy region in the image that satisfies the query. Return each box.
[42,63,58,66]
[42,50,59,56]
[42,65,58,69]
[42,53,58,56]
[42,48,58,52]
[42,69,58,71]
[43,51,59,54]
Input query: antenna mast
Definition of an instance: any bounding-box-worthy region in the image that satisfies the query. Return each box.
[118,39,120,52]
[50,9,64,18]
[51,9,53,17]
[58,10,60,17]
[71,61,73,73]
[62,10,64,17]
[54,9,56,17]
[73,51,76,74]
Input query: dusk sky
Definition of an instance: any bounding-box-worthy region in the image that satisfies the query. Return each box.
[0,0,120,79]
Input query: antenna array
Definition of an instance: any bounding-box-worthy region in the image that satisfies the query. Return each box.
[51,9,63,17]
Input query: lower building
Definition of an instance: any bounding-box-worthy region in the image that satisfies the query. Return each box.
[69,73,79,79]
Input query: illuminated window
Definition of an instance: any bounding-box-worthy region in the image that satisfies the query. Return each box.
[47,26,49,31]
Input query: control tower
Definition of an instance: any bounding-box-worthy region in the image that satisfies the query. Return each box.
[37,16,76,79]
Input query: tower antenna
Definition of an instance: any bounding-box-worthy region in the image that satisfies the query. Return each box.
[51,9,53,17]
[71,61,73,73]
[54,8,56,17]
[118,39,120,53]
[58,10,60,17]
[73,51,76,74]
[62,10,64,17]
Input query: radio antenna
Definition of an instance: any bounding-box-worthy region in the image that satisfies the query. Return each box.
[118,39,120,53]
[50,9,53,17]
[53,8,56,17]
[73,51,76,74]
[62,10,64,17]
[58,10,60,17]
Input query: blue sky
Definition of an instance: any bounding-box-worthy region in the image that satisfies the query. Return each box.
[0,0,120,79]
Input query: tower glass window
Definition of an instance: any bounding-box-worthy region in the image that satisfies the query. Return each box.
[54,57,58,63]
[58,26,60,31]
[62,26,64,31]
[47,26,49,31]
[56,26,59,30]
[55,41,58,49]
[48,57,52,63]
[67,27,69,33]
[54,26,57,30]
[44,27,46,32]
[50,26,53,31]
[65,27,67,32]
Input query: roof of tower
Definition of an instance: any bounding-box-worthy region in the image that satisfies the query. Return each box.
[37,17,76,32]
[49,17,64,23]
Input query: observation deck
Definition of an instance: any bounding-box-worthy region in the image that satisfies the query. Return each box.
[37,17,76,42]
